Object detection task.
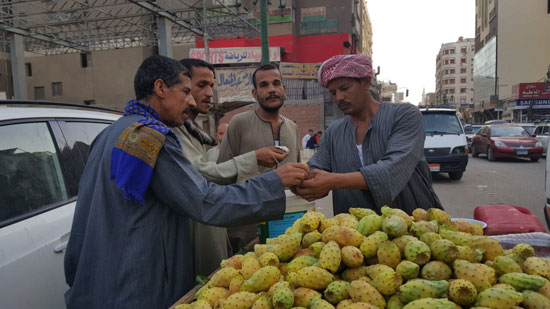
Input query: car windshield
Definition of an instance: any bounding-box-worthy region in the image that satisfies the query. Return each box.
[522,125,535,134]
[472,126,481,134]
[423,113,462,135]
[491,126,530,137]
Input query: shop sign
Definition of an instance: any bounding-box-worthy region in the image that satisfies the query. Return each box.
[511,82,550,100]
[301,6,326,22]
[250,8,292,23]
[189,47,281,64]
[300,19,338,35]
[215,67,255,103]
[280,62,320,79]
[516,99,550,108]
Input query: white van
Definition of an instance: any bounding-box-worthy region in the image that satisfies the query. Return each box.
[419,108,469,180]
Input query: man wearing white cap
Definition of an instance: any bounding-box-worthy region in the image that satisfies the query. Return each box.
[293,54,442,215]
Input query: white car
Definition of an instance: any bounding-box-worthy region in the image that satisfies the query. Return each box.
[533,124,550,155]
[0,102,120,308]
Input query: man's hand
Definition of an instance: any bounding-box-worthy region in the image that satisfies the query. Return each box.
[274,163,309,187]
[294,169,333,202]
[256,147,288,167]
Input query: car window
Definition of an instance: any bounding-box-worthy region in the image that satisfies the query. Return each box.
[544,126,550,135]
[57,121,110,196]
[423,113,463,134]
[535,126,543,135]
[491,126,530,137]
[0,122,68,224]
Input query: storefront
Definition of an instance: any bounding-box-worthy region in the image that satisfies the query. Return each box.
[507,82,550,123]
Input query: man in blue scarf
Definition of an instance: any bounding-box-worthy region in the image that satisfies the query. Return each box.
[63,55,308,308]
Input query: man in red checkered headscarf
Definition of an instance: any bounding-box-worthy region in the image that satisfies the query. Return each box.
[293,54,443,215]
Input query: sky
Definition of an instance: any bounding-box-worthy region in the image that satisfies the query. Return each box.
[367,0,475,105]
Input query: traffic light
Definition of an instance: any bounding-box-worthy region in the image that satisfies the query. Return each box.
[406,89,409,97]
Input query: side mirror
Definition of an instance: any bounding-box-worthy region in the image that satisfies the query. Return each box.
[481,133,488,138]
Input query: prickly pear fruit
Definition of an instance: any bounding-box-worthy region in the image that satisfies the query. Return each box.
[335,299,353,309]
[251,293,271,309]
[271,285,294,309]
[537,278,550,299]
[448,279,477,306]
[419,232,441,246]
[259,252,280,267]
[241,256,262,280]
[396,260,420,280]
[371,270,402,296]
[241,266,281,292]
[511,243,536,260]
[365,264,394,279]
[302,231,322,248]
[360,231,388,258]
[402,298,456,309]
[211,267,240,288]
[523,256,550,279]
[493,255,523,276]
[310,296,335,309]
[295,266,335,290]
[309,242,325,258]
[334,213,359,229]
[229,275,245,294]
[348,280,386,309]
[319,241,341,273]
[324,281,350,304]
[269,233,303,262]
[300,211,322,232]
[457,245,482,262]
[223,291,258,309]
[255,245,268,258]
[222,254,244,269]
[499,273,547,291]
[319,218,339,233]
[294,247,315,259]
[322,226,363,247]
[349,207,377,220]
[404,240,431,265]
[470,236,504,261]
[439,228,472,246]
[522,290,550,309]
[345,303,379,309]
[293,287,321,308]
[191,299,212,309]
[426,208,451,224]
[387,294,404,309]
[475,287,523,309]
[287,256,319,273]
[454,259,492,292]
[198,287,230,306]
[377,241,401,269]
[398,279,449,304]
[382,215,408,238]
[340,246,364,268]
[381,206,413,228]
[420,261,452,280]
[392,235,418,255]
[356,214,382,236]
[430,239,458,263]
[341,266,368,282]
[412,208,428,222]
[409,221,438,238]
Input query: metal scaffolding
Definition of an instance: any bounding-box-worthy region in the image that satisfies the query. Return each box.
[0,0,260,55]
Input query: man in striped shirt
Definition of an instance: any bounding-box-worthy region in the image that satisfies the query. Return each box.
[294,54,442,215]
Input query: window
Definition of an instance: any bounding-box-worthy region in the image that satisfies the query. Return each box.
[80,53,91,68]
[450,69,455,74]
[544,126,550,135]
[535,126,543,135]
[449,79,455,84]
[52,82,62,96]
[25,63,32,77]
[450,49,455,54]
[461,47,467,53]
[34,86,45,100]
[450,59,455,64]
[460,87,467,93]
[461,77,467,83]
[449,88,455,94]
[460,96,467,102]
[0,122,68,224]
[461,58,467,64]
[460,68,467,73]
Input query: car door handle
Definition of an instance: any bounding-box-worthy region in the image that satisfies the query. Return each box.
[54,241,68,253]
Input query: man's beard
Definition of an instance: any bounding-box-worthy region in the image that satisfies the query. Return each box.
[258,95,285,113]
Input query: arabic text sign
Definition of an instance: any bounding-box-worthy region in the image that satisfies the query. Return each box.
[300,20,338,35]
[280,62,320,79]
[251,8,292,23]
[512,82,550,100]
[301,6,326,22]
[189,47,281,65]
[216,68,255,103]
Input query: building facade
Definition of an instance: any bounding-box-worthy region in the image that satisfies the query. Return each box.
[473,0,550,123]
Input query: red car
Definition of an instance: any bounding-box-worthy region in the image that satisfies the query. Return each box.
[471,124,543,162]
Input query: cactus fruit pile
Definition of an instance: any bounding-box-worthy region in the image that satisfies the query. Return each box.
[177,207,550,309]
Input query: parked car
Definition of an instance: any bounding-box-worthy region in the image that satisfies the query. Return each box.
[533,123,550,155]
[517,123,536,135]
[484,120,509,124]
[471,124,543,162]
[464,124,482,151]
[0,101,120,308]
[419,108,468,180]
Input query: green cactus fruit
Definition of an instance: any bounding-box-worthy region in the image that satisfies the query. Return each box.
[521,290,550,309]
[302,231,322,248]
[491,283,516,290]
[420,261,452,280]
[419,232,441,246]
[272,285,294,309]
[349,207,377,220]
[210,267,240,288]
[268,233,303,262]
[430,239,458,263]
[456,245,480,263]
[392,235,418,255]
[523,257,550,279]
[382,215,408,238]
[499,273,547,291]
[360,231,388,258]
[426,208,451,224]
[300,211,322,233]
[439,228,472,246]
[439,221,459,232]
[322,226,363,247]
[475,287,523,308]
[341,266,369,282]
[381,206,413,228]
[387,294,404,309]
[511,243,536,260]
[340,246,364,268]
[335,299,353,309]
[255,245,268,258]
[348,280,386,309]
[287,256,319,273]
[402,298,456,309]
[293,287,321,308]
[241,256,262,280]
[310,296,335,309]
[356,214,382,236]
[371,270,403,296]
[268,282,291,296]
[454,259,492,292]
[448,279,477,306]
[409,220,438,238]
[398,279,449,304]
[229,275,245,294]
[493,255,523,276]
[295,266,335,290]
[324,281,351,304]
[537,278,550,299]
[223,292,258,309]
[259,252,280,267]
[197,287,230,306]
[504,250,525,266]
[470,236,504,261]
[251,292,272,309]
[345,302,379,309]
[366,264,394,279]
[319,217,339,233]
[309,242,325,258]
[241,266,281,292]
[319,241,341,273]
[396,260,420,280]
[191,299,212,309]
[377,241,401,269]
[404,240,431,265]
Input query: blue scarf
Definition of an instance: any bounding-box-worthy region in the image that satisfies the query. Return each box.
[110,99,180,203]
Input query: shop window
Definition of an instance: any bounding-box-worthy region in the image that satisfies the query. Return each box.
[52,82,62,96]
[25,63,32,77]
[34,86,45,100]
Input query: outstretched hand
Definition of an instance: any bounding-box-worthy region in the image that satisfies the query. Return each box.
[274,163,309,188]
[292,169,333,202]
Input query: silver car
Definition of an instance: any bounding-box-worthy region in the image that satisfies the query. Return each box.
[534,124,550,155]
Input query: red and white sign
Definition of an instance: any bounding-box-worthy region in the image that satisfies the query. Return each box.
[512,82,550,100]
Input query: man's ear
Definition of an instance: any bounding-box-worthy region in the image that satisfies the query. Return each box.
[252,88,258,101]
[153,79,167,98]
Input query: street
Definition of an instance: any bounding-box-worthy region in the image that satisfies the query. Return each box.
[432,154,546,226]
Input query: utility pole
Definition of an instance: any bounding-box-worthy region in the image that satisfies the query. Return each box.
[203,0,216,136]
[260,0,269,65]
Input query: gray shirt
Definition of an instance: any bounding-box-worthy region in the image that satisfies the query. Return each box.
[308,102,442,215]
[64,114,286,308]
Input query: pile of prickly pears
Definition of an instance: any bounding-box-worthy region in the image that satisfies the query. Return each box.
[178,206,550,309]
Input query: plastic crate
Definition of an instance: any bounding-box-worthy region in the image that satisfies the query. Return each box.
[474,204,547,235]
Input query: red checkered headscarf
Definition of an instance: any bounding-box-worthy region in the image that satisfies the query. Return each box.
[318,54,373,88]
